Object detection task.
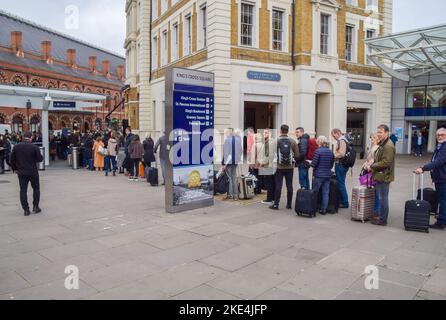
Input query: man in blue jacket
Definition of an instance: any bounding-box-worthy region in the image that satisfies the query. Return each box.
[416,127,446,230]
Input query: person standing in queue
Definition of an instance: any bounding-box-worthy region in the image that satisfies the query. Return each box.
[9,132,44,216]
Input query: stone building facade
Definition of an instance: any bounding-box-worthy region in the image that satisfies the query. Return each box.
[125,0,392,153]
[0,10,125,134]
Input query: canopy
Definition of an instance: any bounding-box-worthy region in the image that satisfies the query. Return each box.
[366,24,446,81]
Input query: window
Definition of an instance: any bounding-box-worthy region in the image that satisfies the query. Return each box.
[241,3,254,47]
[345,25,354,62]
[199,5,207,49]
[161,30,168,66]
[12,116,23,133]
[366,29,376,64]
[151,0,158,20]
[346,0,358,6]
[172,23,179,61]
[184,14,192,55]
[137,43,141,74]
[407,87,426,108]
[161,0,167,15]
[427,85,446,108]
[272,9,284,51]
[366,0,379,12]
[152,36,158,70]
[320,14,330,55]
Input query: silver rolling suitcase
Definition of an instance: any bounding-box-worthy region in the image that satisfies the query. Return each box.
[351,185,375,223]
[238,176,255,200]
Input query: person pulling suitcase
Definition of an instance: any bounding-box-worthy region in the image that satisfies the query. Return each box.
[415,127,446,230]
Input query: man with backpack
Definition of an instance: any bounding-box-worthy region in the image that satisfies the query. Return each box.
[270,125,300,211]
[331,128,356,209]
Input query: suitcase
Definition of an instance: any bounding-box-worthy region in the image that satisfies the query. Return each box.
[139,162,145,178]
[405,173,431,233]
[417,188,438,214]
[145,167,159,186]
[351,186,375,223]
[238,176,255,200]
[295,189,318,218]
[214,170,229,195]
[318,177,340,214]
[68,154,73,167]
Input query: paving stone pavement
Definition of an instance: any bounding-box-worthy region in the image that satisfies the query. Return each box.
[0,155,445,300]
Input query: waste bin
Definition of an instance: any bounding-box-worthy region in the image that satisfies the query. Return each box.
[72,147,79,170]
[39,147,45,171]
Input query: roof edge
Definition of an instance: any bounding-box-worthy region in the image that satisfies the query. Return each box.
[0,9,125,60]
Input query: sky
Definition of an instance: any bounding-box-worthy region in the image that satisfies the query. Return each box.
[0,0,445,56]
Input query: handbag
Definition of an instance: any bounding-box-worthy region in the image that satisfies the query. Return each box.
[98,146,108,156]
[359,170,376,187]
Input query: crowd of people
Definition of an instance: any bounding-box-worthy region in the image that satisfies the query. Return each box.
[2,123,446,231]
[221,124,446,230]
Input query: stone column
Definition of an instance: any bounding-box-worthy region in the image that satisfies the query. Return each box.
[428,120,438,153]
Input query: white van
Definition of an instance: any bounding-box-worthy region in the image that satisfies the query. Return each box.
[0,124,12,135]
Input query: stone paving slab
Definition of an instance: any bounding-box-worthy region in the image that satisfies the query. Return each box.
[0,156,445,300]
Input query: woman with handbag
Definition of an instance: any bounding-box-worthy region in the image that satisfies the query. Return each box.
[105,132,118,177]
[360,133,380,216]
[93,136,105,171]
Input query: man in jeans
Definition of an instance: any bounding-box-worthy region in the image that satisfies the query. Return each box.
[415,127,446,230]
[295,127,310,190]
[270,125,300,211]
[331,128,350,209]
[222,128,243,201]
[367,125,395,226]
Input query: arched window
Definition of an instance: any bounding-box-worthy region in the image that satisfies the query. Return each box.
[12,114,24,133]
[30,114,41,133]
[0,115,5,124]
[0,72,7,84]
[11,75,25,86]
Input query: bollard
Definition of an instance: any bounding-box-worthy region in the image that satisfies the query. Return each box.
[72,147,79,170]
[39,147,45,171]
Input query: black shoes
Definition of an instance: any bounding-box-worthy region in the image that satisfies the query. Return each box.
[286,205,292,210]
[105,172,109,177]
[371,218,387,226]
[33,206,42,214]
[319,209,327,216]
[430,223,446,230]
[24,209,31,216]
[339,204,349,209]
[269,205,279,211]
[113,171,116,177]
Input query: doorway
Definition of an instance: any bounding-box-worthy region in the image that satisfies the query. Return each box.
[347,108,367,156]
[315,93,331,138]
[244,102,277,132]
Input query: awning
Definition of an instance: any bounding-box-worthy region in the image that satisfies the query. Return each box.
[366,24,446,81]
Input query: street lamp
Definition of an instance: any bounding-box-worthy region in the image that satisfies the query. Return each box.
[26,99,31,132]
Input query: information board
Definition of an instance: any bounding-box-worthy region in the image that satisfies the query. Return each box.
[165,68,215,213]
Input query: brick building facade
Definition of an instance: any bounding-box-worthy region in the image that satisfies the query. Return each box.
[125,0,393,154]
[0,10,126,134]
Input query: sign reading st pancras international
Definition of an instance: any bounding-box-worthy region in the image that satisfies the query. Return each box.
[165,68,215,214]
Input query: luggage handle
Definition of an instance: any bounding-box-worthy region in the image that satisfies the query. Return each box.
[413,172,424,201]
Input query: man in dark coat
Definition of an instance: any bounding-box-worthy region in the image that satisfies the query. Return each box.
[143,136,156,167]
[416,127,446,230]
[9,132,44,216]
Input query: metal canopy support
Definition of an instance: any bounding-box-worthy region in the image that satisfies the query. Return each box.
[0,84,106,167]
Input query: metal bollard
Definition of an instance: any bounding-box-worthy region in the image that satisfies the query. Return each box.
[72,147,79,170]
[39,147,45,171]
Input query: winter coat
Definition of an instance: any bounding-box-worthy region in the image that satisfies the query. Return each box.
[422,143,446,184]
[128,141,144,160]
[311,146,334,178]
[371,138,396,184]
[143,138,156,164]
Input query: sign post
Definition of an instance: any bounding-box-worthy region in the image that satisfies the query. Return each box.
[165,68,215,214]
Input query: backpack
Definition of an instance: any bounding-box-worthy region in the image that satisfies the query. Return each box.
[278,138,294,167]
[340,140,356,168]
[306,138,319,161]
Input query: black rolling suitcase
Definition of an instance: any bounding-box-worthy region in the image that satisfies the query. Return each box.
[214,170,229,195]
[318,177,340,214]
[146,167,159,186]
[405,173,431,233]
[295,189,318,218]
[417,188,438,215]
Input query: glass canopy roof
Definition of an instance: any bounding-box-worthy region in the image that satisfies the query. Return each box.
[366,24,446,81]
